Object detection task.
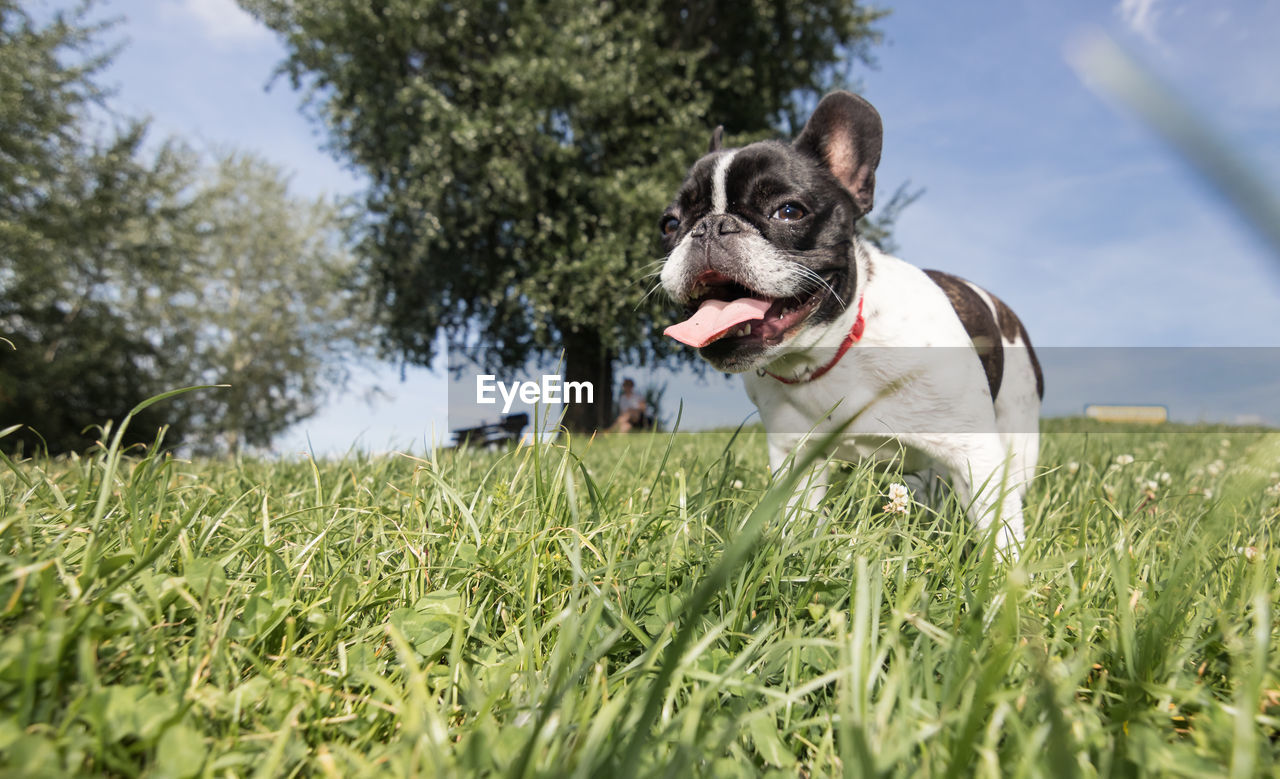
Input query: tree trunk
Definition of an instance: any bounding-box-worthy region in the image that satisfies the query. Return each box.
[560,328,614,433]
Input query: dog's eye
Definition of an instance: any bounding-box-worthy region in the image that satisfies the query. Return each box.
[771,203,807,221]
[660,216,680,236]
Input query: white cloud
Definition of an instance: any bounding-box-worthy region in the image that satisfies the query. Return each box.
[1117,0,1163,43]
[173,0,270,44]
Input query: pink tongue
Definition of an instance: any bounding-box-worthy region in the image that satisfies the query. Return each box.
[664,297,772,348]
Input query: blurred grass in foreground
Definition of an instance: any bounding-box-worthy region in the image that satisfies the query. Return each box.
[2,418,1279,776]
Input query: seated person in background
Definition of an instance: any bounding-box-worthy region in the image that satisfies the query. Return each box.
[610,378,647,432]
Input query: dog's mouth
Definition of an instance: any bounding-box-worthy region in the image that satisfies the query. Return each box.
[665,270,838,349]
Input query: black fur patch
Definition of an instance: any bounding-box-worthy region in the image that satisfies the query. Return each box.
[925,270,1004,400]
[989,294,1045,399]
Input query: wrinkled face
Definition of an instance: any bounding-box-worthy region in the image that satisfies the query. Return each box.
[658,141,862,372]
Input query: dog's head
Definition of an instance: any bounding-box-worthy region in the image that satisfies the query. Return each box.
[659,91,883,372]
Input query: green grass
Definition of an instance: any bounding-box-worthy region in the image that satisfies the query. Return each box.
[2,419,1279,777]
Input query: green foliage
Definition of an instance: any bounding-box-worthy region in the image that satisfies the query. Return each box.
[0,2,371,455]
[238,0,887,381]
[0,1,199,453]
[157,153,372,454]
[2,419,1279,775]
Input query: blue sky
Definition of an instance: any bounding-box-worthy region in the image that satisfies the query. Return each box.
[90,0,1280,452]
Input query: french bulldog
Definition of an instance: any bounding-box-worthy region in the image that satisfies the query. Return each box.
[659,91,1043,554]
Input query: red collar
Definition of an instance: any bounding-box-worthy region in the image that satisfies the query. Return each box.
[763,297,865,384]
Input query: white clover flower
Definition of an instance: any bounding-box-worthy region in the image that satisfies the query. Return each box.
[1142,480,1159,499]
[1066,461,1080,475]
[1202,488,1214,500]
[1266,482,1280,498]
[1157,471,1172,485]
[732,480,744,489]
[1207,459,1225,477]
[1220,439,1232,449]
[1115,454,1135,466]
[883,482,911,515]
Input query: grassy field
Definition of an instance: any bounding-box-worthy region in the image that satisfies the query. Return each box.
[2,417,1279,777]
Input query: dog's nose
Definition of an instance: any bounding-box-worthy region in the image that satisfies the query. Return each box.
[691,214,742,238]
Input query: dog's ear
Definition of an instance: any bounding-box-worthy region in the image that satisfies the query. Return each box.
[794,92,882,216]
[708,125,724,153]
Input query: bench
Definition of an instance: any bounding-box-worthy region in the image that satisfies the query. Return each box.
[451,412,529,449]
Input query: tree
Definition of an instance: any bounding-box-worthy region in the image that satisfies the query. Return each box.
[0,0,198,454]
[162,153,371,454]
[240,0,887,430]
[0,1,371,455]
